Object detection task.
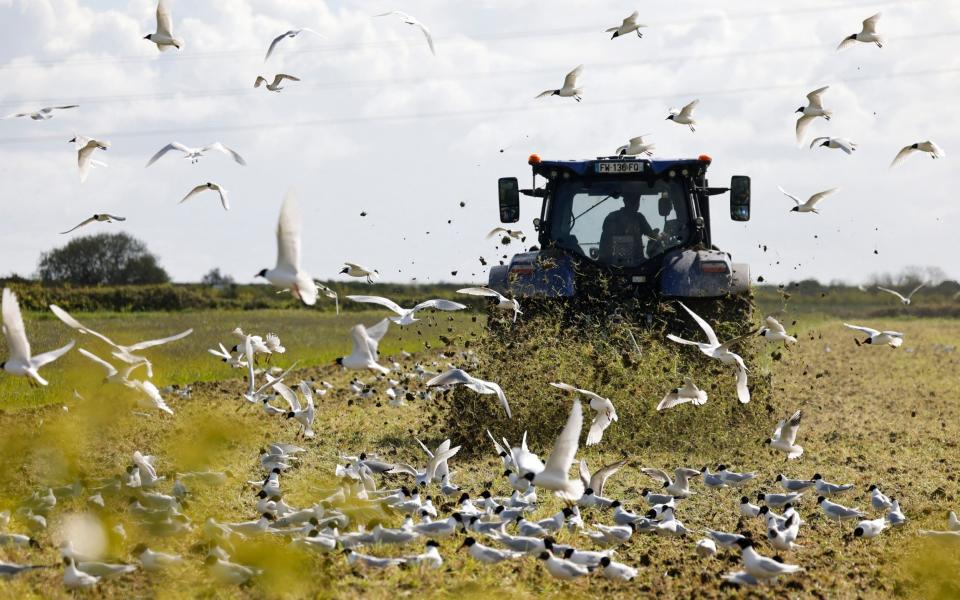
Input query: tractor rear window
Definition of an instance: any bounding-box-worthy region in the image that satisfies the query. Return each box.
[549,178,689,268]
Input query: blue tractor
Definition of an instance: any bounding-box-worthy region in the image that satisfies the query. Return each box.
[489,154,752,307]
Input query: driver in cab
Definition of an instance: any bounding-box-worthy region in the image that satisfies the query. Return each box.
[598,190,663,266]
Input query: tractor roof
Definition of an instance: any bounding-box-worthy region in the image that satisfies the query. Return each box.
[530,155,711,177]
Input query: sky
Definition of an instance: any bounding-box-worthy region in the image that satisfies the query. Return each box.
[0,0,957,286]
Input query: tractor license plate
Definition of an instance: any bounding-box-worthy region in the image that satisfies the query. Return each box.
[596,162,642,174]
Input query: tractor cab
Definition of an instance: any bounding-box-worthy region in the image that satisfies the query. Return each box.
[490,154,751,299]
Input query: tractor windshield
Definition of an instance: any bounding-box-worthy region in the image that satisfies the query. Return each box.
[548,177,690,268]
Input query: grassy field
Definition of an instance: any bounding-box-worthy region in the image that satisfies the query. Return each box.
[0,303,957,599]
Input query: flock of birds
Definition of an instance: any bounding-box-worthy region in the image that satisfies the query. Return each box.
[0,2,956,592]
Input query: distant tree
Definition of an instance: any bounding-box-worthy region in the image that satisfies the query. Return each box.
[201,268,235,287]
[869,266,948,288]
[37,233,169,285]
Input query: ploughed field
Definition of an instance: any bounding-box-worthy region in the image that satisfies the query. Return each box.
[0,307,957,599]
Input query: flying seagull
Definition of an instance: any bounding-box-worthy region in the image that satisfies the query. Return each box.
[666,99,699,132]
[70,135,109,183]
[255,192,318,306]
[264,29,324,62]
[877,283,925,305]
[606,11,646,39]
[778,185,838,214]
[181,183,229,211]
[810,137,856,154]
[890,141,945,168]
[336,320,391,374]
[656,377,708,411]
[837,12,883,50]
[457,287,521,322]
[143,0,183,51]
[616,135,654,157]
[345,295,466,325]
[536,65,584,102]
[522,399,584,500]
[375,11,435,55]
[146,142,246,167]
[427,368,511,419]
[766,410,804,459]
[795,86,831,143]
[549,382,617,445]
[843,323,904,347]
[1,289,75,386]
[254,74,301,92]
[60,214,126,235]
[340,263,379,284]
[2,105,78,120]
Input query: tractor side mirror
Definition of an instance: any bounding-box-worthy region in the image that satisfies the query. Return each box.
[498,177,520,223]
[730,175,751,222]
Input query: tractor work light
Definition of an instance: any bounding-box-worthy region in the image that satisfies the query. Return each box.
[528,153,542,165]
[700,261,730,274]
[698,154,712,163]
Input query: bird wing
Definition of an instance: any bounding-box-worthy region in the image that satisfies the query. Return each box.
[457,287,504,301]
[666,333,702,347]
[890,145,916,168]
[60,216,97,235]
[862,12,881,34]
[415,22,435,55]
[679,99,699,118]
[806,86,828,108]
[203,142,246,165]
[765,316,787,334]
[806,188,838,208]
[535,89,556,99]
[2,289,31,362]
[578,459,591,489]
[486,429,508,459]
[483,379,511,419]
[657,390,685,411]
[563,65,584,88]
[844,322,880,337]
[623,11,639,26]
[31,340,75,370]
[627,135,649,145]
[777,186,802,206]
[264,31,292,62]
[145,142,188,167]
[387,463,419,477]
[156,0,174,37]
[272,381,301,412]
[907,282,926,299]
[735,363,750,404]
[876,287,907,302]
[543,399,582,478]
[590,459,627,496]
[411,299,467,314]
[49,304,120,349]
[78,347,118,377]
[676,302,719,347]
[214,185,230,211]
[275,192,301,272]
[254,76,267,88]
[426,368,472,387]
[836,37,857,51]
[346,295,405,316]
[795,114,815,144]
[365,318,390,344]
[274,74,300,86]
[640,468,672,485]
[426,446,460,481]
[180,184,209,204]
[809,137,829,149]
[782,410,802,446]
[103,214,125,221]
[127,329,192,351]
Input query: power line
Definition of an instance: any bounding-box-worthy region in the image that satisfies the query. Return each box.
[0,66,955,146]
[2,30,957,110]
[0,0,931,71]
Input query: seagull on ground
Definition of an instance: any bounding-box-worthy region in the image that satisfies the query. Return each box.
[181,183,229,211]
[146,142,246,167]
[837,12,883,50]
[578,458,627,498]
[537,551,590,580]
[264,28,324,61]
[606,11,646,39]
[616,135,654,157]
[868,485,893,510]
[427,368,511,418]
[254,74,300,92]
[667,301,752,403]
[876,283,925,305]
[550,382,617,444]
[60,214,125,235]
[854,517,887,539]
[69,135,109,183]
[641,467,700,498]
[716,466,756,487]
[49,304,191,377]
[336,319,391,374]
[843,323,904,347]
[766,410,804,459]
[810,137,857,154]
[887,499,908,527]
[457,287,521,322]
[795,86,832,143]
[346,295,466,325]
[1,289,74,386]
[657,377,707,411]
[3,105,78,120]
[776,474,815,492]
[779,185,838,214]
[339,262,379,284]
[817,496,865,521]
[459,537,522,564]
[536,65,584,102]
[812,474,854,496]
[62,557,99,590]
[375,11,435,55]
[274,381,316,438]
[143,0,183,51]
[734,538,803,580]
[523,400,584,500]
[255,193,317,305]
[890,141,945,168]
[666,99,699,132]
[132,544,182,572]
[759,316,797,344]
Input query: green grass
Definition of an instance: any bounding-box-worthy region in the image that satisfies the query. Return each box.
[0,306,957,599]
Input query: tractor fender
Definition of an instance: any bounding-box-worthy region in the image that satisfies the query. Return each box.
[659,248,750,297]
